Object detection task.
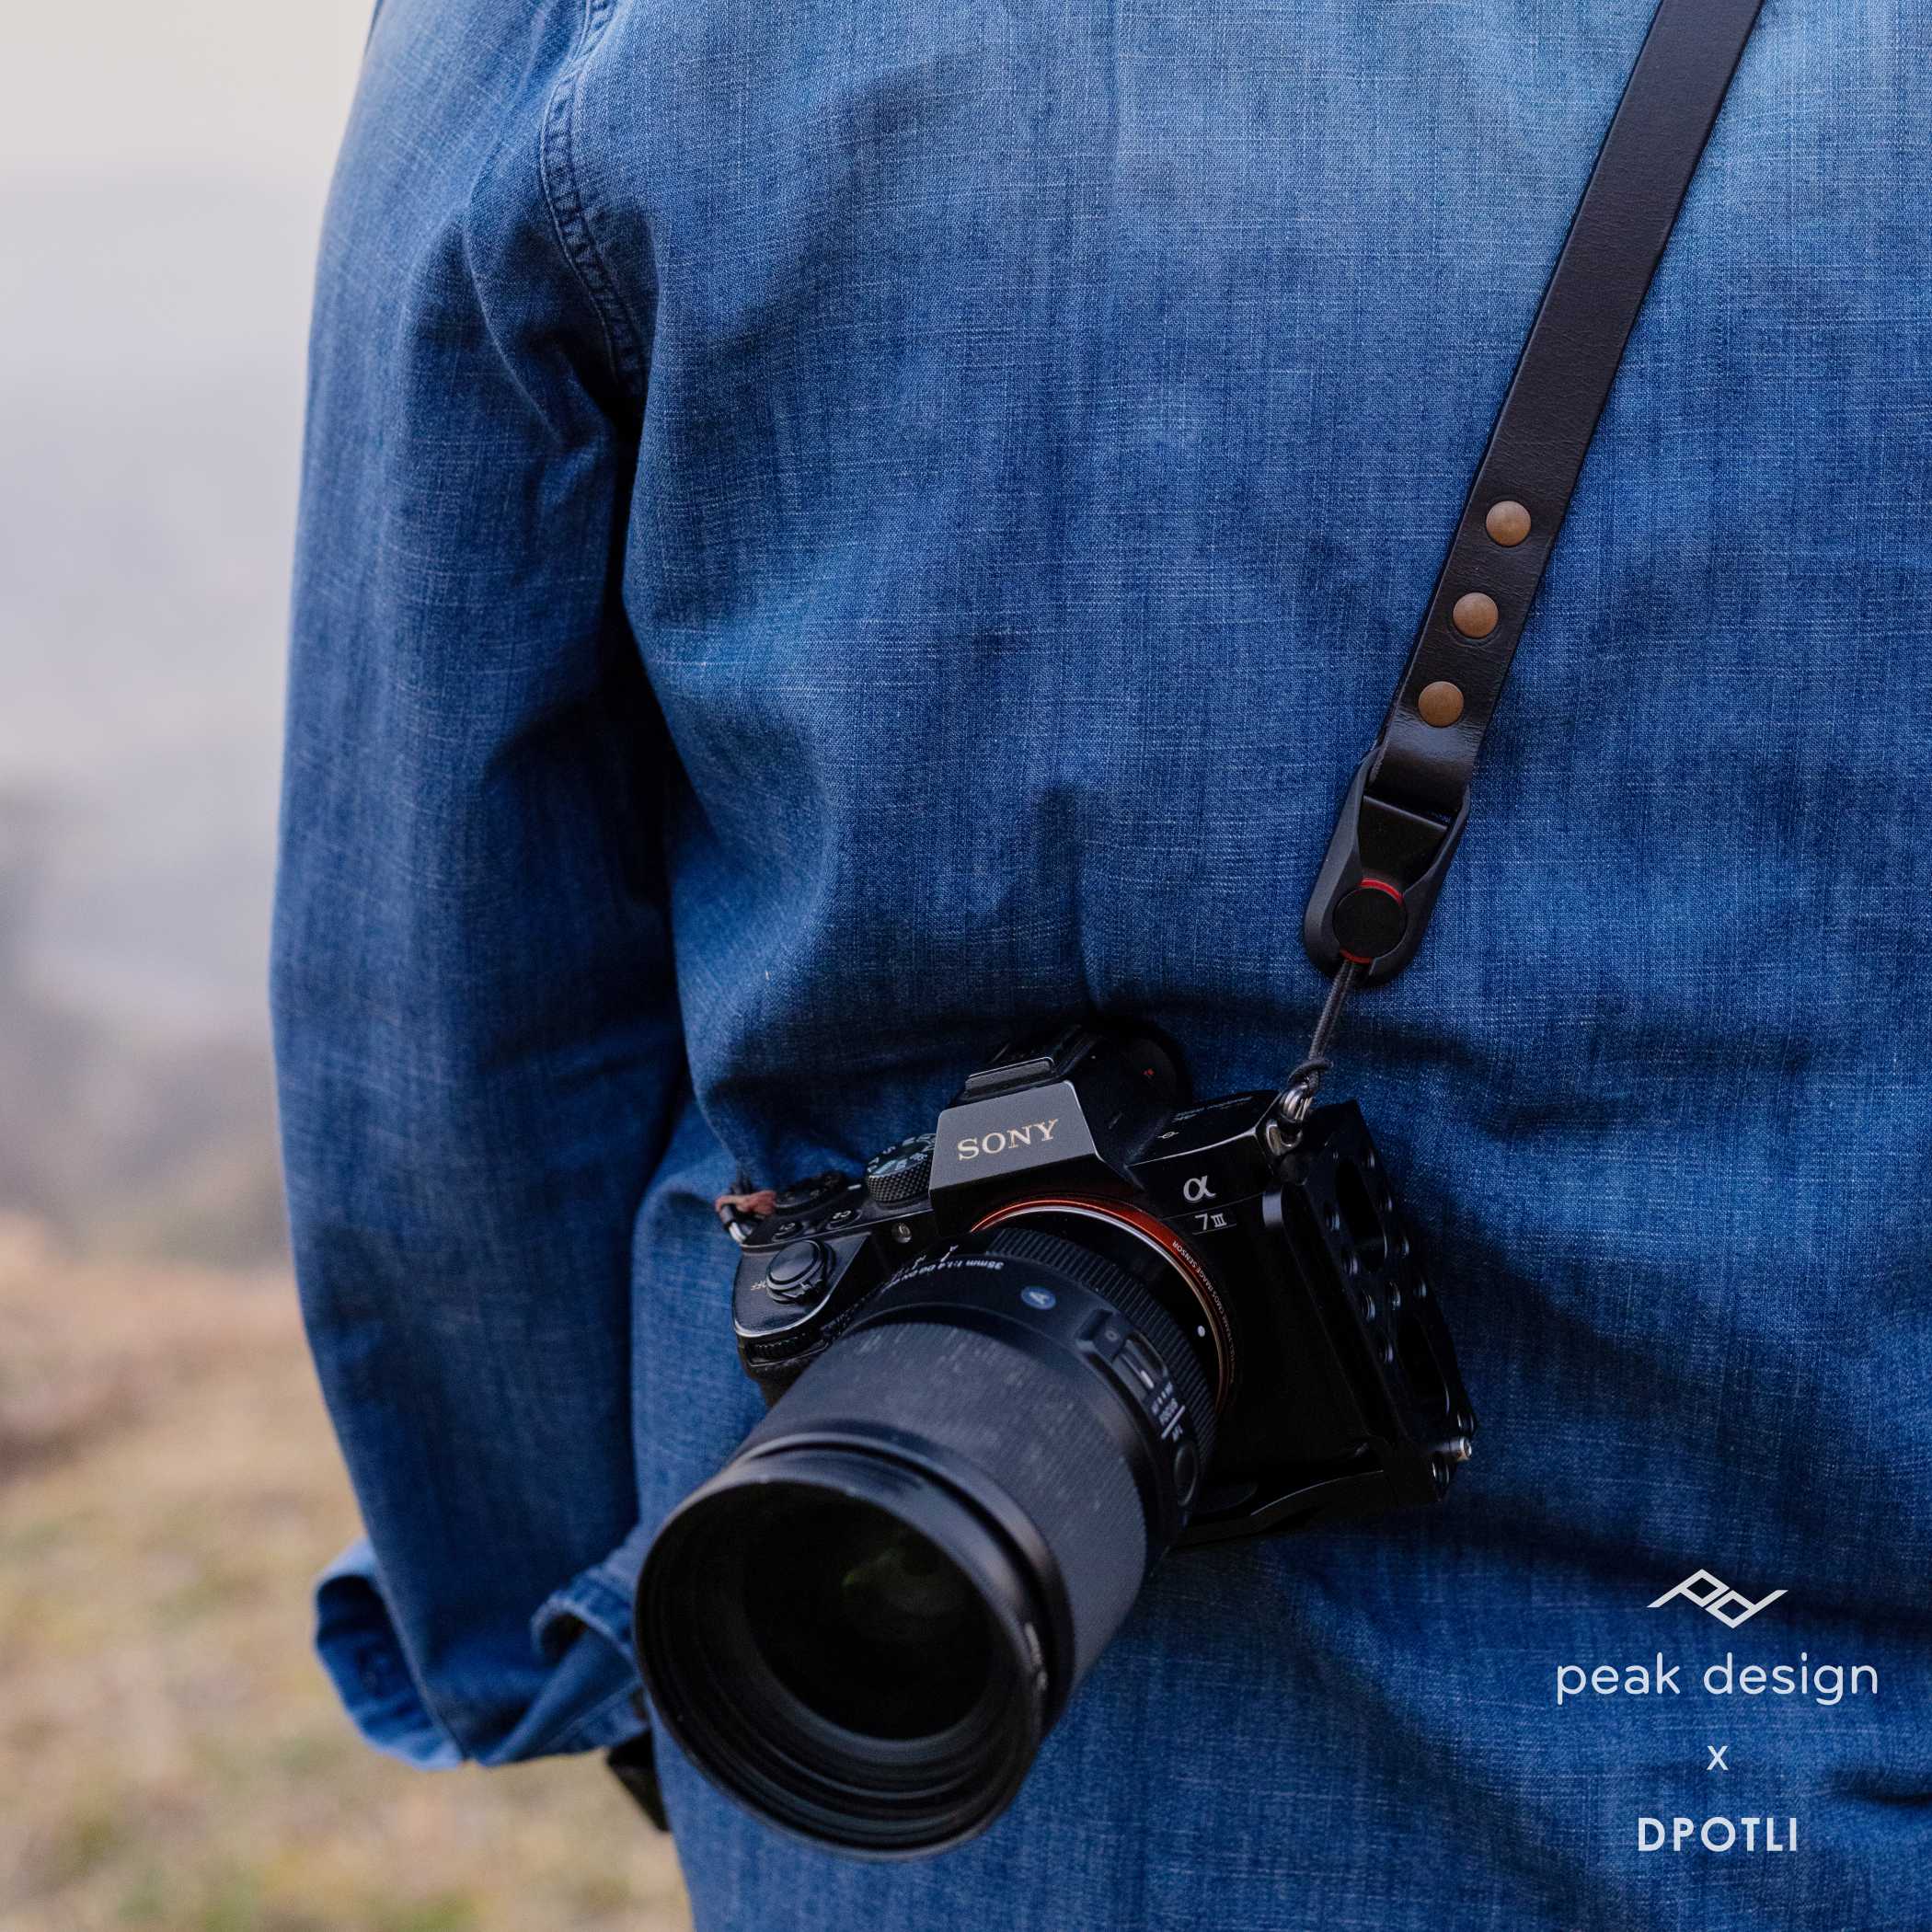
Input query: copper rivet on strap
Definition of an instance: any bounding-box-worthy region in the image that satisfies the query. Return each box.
[1451,592,1499,639]
[1417,681,1465,728]
[1485,500,1532,546]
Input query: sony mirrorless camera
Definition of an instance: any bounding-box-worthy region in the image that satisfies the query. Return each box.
[635,1019,1476,1858]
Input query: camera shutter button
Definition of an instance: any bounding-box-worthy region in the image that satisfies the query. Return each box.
[763,1239,830,1303]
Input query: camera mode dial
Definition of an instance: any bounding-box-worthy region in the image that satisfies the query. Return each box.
[864,1133,934,1207]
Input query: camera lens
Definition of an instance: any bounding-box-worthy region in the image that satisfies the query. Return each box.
[637,1450,1042,1855]
[742,1494,988,1740]
[636,1226,1217,1857]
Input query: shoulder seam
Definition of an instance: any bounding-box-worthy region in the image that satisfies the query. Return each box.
[539,0,649,402]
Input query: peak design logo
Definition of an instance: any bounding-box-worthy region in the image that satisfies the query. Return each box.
[1649,1570,1787,1627]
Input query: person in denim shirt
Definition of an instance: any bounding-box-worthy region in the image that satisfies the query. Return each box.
[274,1,1932,1925]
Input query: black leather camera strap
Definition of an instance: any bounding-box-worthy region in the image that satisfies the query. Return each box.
[1304,0,1766,983]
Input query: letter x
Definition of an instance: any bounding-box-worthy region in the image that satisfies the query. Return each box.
[1708,1745,1728,1771]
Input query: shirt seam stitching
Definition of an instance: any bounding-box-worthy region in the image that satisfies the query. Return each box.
[546,1680,646,1754]
[539,0,647,401]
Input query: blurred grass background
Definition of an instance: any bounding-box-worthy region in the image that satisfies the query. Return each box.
[0,1219,689,1930]
[1,5,691,1926]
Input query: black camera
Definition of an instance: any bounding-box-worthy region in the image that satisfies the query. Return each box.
[635,1020,1475,1857]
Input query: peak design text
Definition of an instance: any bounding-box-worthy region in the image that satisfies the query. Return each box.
[1556,1651,1877,1708]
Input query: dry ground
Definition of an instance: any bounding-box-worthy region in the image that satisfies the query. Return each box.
[0,1218,690,1932]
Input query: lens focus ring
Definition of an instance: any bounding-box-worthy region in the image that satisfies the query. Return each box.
[980,1226,1217,1472]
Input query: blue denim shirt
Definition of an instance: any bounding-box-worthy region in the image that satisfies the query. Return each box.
[275,2,1932,1925]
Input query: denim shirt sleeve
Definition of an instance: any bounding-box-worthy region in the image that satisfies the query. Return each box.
[272,0,671,1767]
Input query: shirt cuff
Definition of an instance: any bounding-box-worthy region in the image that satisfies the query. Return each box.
[314,1530,650,1769]
[531,1517,653,1671]
[314,1539,463,1768]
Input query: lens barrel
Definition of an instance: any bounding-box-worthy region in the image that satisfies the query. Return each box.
[635,1227,1216,1857]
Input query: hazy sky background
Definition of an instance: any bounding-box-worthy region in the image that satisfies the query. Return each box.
[2,1,371,1030]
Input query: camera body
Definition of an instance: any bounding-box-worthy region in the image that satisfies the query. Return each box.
[642,1018,1483,1856]
[728,1020,1475,1544]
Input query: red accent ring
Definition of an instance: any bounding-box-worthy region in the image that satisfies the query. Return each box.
[1336,877,1407,965]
